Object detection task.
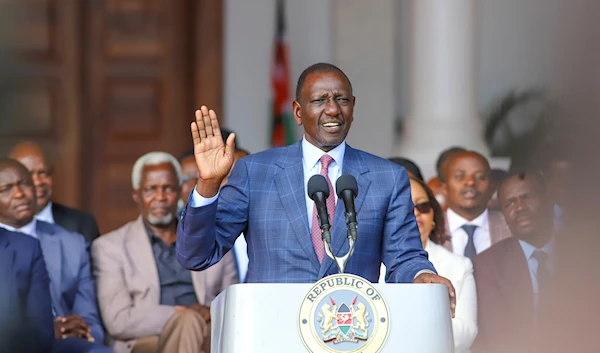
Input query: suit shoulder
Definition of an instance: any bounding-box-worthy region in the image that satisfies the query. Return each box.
[429,242,472,269]
[0,229,40,249]
[352,148,405,174]
[95,219,138,245]
[241,145,292,164]
[38,221,85,243]
[473,237,519,266]
[53,202,97,223]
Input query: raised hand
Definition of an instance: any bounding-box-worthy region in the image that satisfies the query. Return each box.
[191,106,235,197]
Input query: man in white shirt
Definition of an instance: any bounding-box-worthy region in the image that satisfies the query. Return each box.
[441,151,511,258]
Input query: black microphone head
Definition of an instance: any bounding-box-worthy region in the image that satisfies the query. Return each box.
[307,174,330,200]
[336,174,358,198]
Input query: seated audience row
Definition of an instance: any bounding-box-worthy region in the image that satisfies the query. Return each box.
[1,137,562,353]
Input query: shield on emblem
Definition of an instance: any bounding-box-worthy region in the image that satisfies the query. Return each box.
[336,303,353,335]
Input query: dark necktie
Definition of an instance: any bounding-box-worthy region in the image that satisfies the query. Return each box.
[462,224,478,259]
[532,249,550,299]
[311,155,336,263]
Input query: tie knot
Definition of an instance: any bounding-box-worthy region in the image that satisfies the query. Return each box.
[532,249,548,264]
[461,224,477,236]
[320,154,334,171]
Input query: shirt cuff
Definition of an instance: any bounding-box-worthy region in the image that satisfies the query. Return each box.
[189,187,219,207]
[414,269,436,279]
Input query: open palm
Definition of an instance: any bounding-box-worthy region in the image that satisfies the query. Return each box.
[191,106,235,186]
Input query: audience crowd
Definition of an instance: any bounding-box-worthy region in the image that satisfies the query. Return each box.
[0,66,582,353]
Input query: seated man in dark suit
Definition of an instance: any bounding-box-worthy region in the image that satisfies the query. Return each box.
[0,228,54,353]
[10,142,100,243]
[0,158,111,353]
[472,170,554,353]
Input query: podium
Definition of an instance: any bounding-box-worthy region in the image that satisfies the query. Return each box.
[210,279,454,353]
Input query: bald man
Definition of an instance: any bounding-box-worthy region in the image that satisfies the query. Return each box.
[440,151,512,258]
[10,142,100,243]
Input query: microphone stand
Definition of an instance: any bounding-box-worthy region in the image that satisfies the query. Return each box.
[323,227,356,274]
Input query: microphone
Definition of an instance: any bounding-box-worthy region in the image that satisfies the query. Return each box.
[307,175,332,245]
[336,175,359,241]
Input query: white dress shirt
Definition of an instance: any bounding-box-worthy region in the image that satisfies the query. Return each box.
[518,238,553,308]
[0,219,38,238]
[35,201,55,224]
[447,208,491,256]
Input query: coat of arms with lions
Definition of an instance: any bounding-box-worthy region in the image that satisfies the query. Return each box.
[317,296,370,343]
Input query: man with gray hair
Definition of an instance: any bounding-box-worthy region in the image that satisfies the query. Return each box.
[92,152,237,353]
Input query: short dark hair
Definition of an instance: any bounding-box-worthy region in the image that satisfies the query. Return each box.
[497,169,548,200]
[388,157,424,181]
[436,146,466,179]
[295,63,352,102]
[409,177,450,245]
[491,168,508,185]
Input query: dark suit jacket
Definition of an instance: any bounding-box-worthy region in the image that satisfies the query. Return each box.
[0,228,54,353]
[52,202,100,243]
[177,141,435,283]
[472,237,535,353]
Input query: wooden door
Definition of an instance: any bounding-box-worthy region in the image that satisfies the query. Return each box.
[1,0,223,234]
[0,0,83,207]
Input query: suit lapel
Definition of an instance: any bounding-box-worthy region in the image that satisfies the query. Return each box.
[274,142,321,272]
[494,238,534,326]
[319,146,370,277]
[51,203,67,227]
[0,234,15,316]
[36,222,63,313]
[126,217,161,302]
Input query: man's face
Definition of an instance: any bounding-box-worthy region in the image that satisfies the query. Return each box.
[443,153,492,215]
[0,164,37,227]
[180,156,198,204]
[499,175,552,240]
[132,163,181,226]
[293,71,355,151]
[14,154,53,211]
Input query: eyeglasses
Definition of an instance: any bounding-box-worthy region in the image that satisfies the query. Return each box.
[414,201,432,214]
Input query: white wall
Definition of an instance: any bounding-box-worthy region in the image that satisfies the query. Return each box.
[223,0,332,155]
[225,0,599,158]
[224,0,397,157]
[331,0,396,157]
[479,0,599,113]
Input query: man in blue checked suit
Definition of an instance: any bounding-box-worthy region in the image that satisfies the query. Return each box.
[177,63,456,311]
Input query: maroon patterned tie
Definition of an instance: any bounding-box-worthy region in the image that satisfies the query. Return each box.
[311,154,336,263]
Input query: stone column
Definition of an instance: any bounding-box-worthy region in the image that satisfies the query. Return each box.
[396,0,487,173]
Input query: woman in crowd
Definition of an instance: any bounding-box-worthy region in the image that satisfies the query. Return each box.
[380,177,478,353]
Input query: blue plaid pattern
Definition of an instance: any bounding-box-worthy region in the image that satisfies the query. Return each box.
[177,141,435,283]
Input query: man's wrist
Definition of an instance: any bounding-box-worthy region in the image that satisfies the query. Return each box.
[414,269,435,279]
